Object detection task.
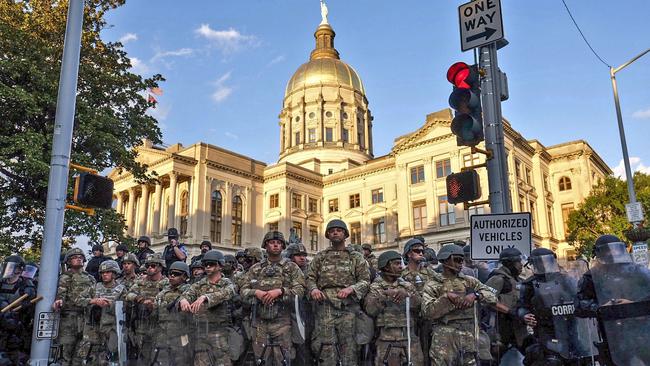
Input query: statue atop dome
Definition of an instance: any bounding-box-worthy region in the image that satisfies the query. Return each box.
[320,0,329,25]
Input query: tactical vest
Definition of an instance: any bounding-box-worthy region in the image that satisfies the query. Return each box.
[58,270,95,313]
[249,259,293,320]
[93,282,125,326]
[374,278,415,329]
[316,249,357,290]
[436,275,474,323]
[191,277,233,327]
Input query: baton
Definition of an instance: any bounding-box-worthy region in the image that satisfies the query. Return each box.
[1,293,29,313]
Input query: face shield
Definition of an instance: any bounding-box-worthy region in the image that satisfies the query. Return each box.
[595,242,632,264]
[2,262,21,279]
[21,264,38,280]
[530,254,560,275]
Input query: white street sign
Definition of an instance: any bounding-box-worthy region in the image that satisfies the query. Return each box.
[458,0,504,52]
[632,243,649,267]
[625,202,645,223]
[470,212,531,260]
[36,312,59,339]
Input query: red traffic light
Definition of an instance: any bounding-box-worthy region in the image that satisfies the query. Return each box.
[446,62,478,89]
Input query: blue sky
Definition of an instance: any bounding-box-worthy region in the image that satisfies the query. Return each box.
[102,0,650,177]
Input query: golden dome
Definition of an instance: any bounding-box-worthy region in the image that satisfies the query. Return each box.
[284,24,365,98]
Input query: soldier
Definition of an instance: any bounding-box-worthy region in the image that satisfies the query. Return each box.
[191,240,213,264]
[306,219,371,366]
[421,244,497,365]
[361,243,378,272]
[242,247,264,272]
[125,253,169,365]
[152,261,192,365]
[190,260,206,283]
[179,250,237,365]
[364,250,423,366]
[286,243,309,274]
[240,231,305,364]
[286,242,313,365]
[162,228,188,269]
[77,260,126,364]
[236,250,247,268]
[223,254,243,279]
[86,244,111,282]
[135,236,155,265]
[52,247,96,366]
[117,253,139,290]
[114,243,129,270]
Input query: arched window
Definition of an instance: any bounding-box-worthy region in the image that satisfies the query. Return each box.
[232,195,243,246]
[210,191,223,243]
[179,190,189,235]
[559,176,572,191]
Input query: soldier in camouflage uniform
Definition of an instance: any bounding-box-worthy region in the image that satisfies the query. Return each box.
[421,244,497,366]
[190,260,206,284]
[117,253,139,290]
[179,250,237,366]
[152,261,192,365]
[364,251,424,366]
[223,254,243,280]
[240,231,305,364]
[77,260,126,365]
[361,244,378,274]
[306,219,371,366]
[52,247,96,366]
[286,243,313,365]
[125,253,169,365]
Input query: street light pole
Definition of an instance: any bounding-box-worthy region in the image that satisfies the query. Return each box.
[609,48,650,226]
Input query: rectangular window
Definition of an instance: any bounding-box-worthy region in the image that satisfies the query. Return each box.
[292,193,302,209]
[410,165,425,184]
[349,193,360,208]
[350,222,361,244]
[325,127,333,142]
[269,193,279,209]
[268,222,278,231]
[438,195,456,226]
[468,205,485,217]
[309,198,318,213]
[463,153,481,168]
[342,128,349,143]
[309,226,318,251]
[412,201,427,230]
[292,221,302,240]
[371,188,384,204]
[436,159,452,178]
[328,198,339,213]
[308,128,316,143]
[547,204,554,237]
[295,132,300,145]
[373,217,386,244]
[561,202,575,236]
[525,167,532,184]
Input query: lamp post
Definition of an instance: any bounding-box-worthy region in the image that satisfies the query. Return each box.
[609,48,650,226]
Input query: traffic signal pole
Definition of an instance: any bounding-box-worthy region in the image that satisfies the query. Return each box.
[30,1,84,364]
[479,43,511,214]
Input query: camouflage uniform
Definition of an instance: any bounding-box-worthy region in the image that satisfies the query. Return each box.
[364,276,424,366]
[240,258,305,364]
[365,254,378,273]
[180,276,237,366]
[152,281,192,365]
[306,247,370,366]
[117,273,137,290]
[421,273,497,366]
[55,269,96,366]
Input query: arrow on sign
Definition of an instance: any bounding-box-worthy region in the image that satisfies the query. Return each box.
[465,27,497,43]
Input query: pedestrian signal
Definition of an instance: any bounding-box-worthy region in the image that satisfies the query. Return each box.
[73,172,114,209]
[446,170,481,204]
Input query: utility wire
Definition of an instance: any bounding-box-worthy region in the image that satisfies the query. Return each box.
[561,0,611,68]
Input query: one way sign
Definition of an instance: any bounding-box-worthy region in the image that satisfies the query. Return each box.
[458,0,504,52]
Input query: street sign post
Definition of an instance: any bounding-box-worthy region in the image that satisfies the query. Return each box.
[458,0,504,52]
[625,202,645,223]
[470,212,531,260]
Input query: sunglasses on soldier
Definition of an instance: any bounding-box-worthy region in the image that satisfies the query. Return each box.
[146,264,159,269]
[410,248,424,254]
[168,271,185,277]
[450,256,464,264]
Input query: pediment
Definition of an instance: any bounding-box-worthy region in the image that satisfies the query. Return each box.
[392,108,453,152]
[135,147,172,166]
[343,208,363,218]
[266,209,282,219]
[291,209,308,219]
[366,204,388,215]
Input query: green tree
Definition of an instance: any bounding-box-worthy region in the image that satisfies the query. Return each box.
[567,173,650,257]
[0,0,163,257]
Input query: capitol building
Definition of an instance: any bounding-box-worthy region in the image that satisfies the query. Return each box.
[108,11,611,262]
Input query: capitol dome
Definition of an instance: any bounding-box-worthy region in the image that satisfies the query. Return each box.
[284,51,365,98]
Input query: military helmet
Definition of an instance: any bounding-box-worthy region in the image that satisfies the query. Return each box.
[144,253,166,268]
[200,240,212,249]
[235,250,247,259]
[64,247,86,263]
[3,255,25,267]
[122,253,140,266]
[499,247,522,261]
[115,243,129,252]
[91,244,104,252]
[224,254,237,263]
[348,244,363,253]
[463,245,471,254]
[190,260,205,270]
[245,247,265,262]
[137,236,151,245]
[262,231,287,249]
[202,250,225,266]
[166,228,179,239]
[286,243,308,257]
[361,243,372,251]
[99,260,121,275]
[378,250,402,269]
[403,238,424,258]
[169,261,190,277]
[424,248,437,262]
[325,219,349,239]
[437,244,464,261]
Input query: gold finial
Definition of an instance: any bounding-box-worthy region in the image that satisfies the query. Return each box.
[320,0,329,25]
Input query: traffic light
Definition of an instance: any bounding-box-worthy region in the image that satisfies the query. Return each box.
[73,172,114,209]
[446,170,481,204]
[447,62,483,147]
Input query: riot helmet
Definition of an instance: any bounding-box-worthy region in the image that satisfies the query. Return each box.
[21,262,39,280]
[529,248,559,275]
[325,219,349,239]
[594,236,631,264]
[2,255,25,279]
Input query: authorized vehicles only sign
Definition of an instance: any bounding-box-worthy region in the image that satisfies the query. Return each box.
[470,212,531,260]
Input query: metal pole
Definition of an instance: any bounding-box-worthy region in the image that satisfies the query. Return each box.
[609,68,637,206]
[480,43,511,214]
[29,1,84,364]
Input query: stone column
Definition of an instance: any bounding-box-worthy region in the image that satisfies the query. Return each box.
[138,185,149,236]
[153,183,163,236]
[222,183,232,244]
[126,188,135,236]
[116,193,124,215]
[167,172,177,230]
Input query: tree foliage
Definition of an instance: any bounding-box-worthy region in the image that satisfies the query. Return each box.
[567,173,650,257]
[0,0,163,257]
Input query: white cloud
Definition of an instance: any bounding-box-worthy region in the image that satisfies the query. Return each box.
[151,48,194,62]
[147,103,171,122]
[613,157,650,179]
[195,24,256,53]
[225,132,239,140]
[211,71,233,103]
[268,55,286,66]
[632,108,650,119]
[130,57,150,74]
[119,33,138,44]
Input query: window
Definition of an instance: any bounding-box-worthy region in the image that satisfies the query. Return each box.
[371,188,384,204]
[515,159,521,179]
[410,165,425,184]
[543,174,549,191]
[561,202,575,236]
[559,176,572,191]
[438,195,455,226]
[349,193,360,208]
[412,201,427,230]
[468,205,485,217]
[350,222,361,244]
[325,111,333,118]
[342,128,349,143]
[295,132,300,145]
[232,196,243,246]
[547,204,554,237]
[525,167,532,184]
[268,222,278,231]
[292,193,302,209]
[325,128,333,142]
[463,153,481,168]
[519,195,526,212]
[328,198,339,213]
[210,191,223,243]
[436,159,452,178]
[358,131,364,147]
[269,193,279,209]
[328,169,334,175]
[308,128,316,143]
[309,226,318,251]
[309,198,318,213]
[292,221,302,241]
[530,200,537,234]
[179,190,189,236]
[372,218,386,244]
